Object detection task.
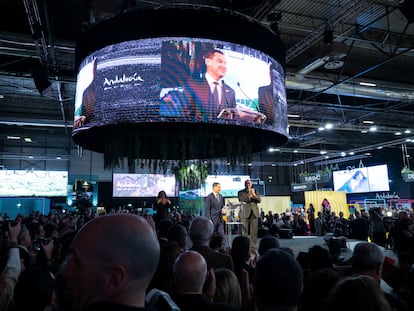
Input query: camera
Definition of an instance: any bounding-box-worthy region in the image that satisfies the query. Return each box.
[33,237,50,251]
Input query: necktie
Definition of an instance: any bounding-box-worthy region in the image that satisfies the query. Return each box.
[212,81,219,115]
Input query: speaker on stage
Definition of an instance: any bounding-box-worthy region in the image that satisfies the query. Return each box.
[400,0,414,24]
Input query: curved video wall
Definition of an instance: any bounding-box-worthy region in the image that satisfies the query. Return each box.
[73,8,287,160]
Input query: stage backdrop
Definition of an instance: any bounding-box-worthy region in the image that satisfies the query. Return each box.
[305,191,348,217]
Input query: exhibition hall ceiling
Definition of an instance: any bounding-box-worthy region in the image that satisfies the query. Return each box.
[0,0,414,168]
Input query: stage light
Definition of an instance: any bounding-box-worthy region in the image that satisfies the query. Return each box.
[323,28,334,45]
[32,65,52,96]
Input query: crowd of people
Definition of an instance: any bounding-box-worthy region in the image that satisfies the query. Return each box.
[1,201,414,311]
[261,205,414,253]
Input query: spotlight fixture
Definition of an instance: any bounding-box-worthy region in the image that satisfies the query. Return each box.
[323,27,334,45]
[267,11,282,35]
[266,11,282,22]
[32,64,52,96]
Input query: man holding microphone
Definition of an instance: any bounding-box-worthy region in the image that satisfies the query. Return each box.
[238,179,261,254]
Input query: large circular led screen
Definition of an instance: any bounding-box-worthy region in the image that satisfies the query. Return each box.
[73,8,287,161]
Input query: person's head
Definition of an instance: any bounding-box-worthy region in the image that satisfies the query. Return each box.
[14,266,56,311]
[209,232,224,251]
[212,182,221,194]
[205,49,227,81]
[173,250,207,294]
[322,275,392,311]
[214,268,242,308]
[258,235,280,256]
[157,190,167,199]
[60,214,160,310]
[28,222,45,240]
[351,242,384,283]
[167,223,188,250]
[188,216,214,246]
[299,268,343,311]
[254,249,303,311]
[244,179,253,190]
[231,235,251,262]
[307,245,334,273]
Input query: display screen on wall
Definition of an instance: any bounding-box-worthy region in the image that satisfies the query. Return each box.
[202,175,251,197]
[333,164,389,194]
[179,174,250,200]
[112,174,176,197]
[0,170,68,197]
[73,37,287,133]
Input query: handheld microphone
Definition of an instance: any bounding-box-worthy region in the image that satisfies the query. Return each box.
[237,82,260,112]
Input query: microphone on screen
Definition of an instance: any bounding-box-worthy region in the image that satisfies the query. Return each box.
[237,82,260,112]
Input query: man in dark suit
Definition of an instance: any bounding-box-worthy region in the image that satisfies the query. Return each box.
[205,182,225,249]
[184,49,236,121]
[189,216,234,272]
[238,179,261,253]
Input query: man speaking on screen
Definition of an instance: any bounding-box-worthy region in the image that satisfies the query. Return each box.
[185,49,236,120]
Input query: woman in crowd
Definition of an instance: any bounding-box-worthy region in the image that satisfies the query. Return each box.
[214,268,242,309]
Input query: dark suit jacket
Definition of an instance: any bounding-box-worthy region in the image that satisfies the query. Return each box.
[258,84,275,126]
[237,188,261,218]
[184,78,236,121]
[205,192,224,224]
[173,293,239,311]
[190,244,234,272]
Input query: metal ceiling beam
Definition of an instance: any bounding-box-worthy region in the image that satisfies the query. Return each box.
[285,0,372,63]
[288,119,413,133]
[291,136,414,166]
[22,0,49,65]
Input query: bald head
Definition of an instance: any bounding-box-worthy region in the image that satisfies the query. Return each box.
[174,250,207,293]
[81,214,159,277]
[62,214,160,310]
[188,216,214,245]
